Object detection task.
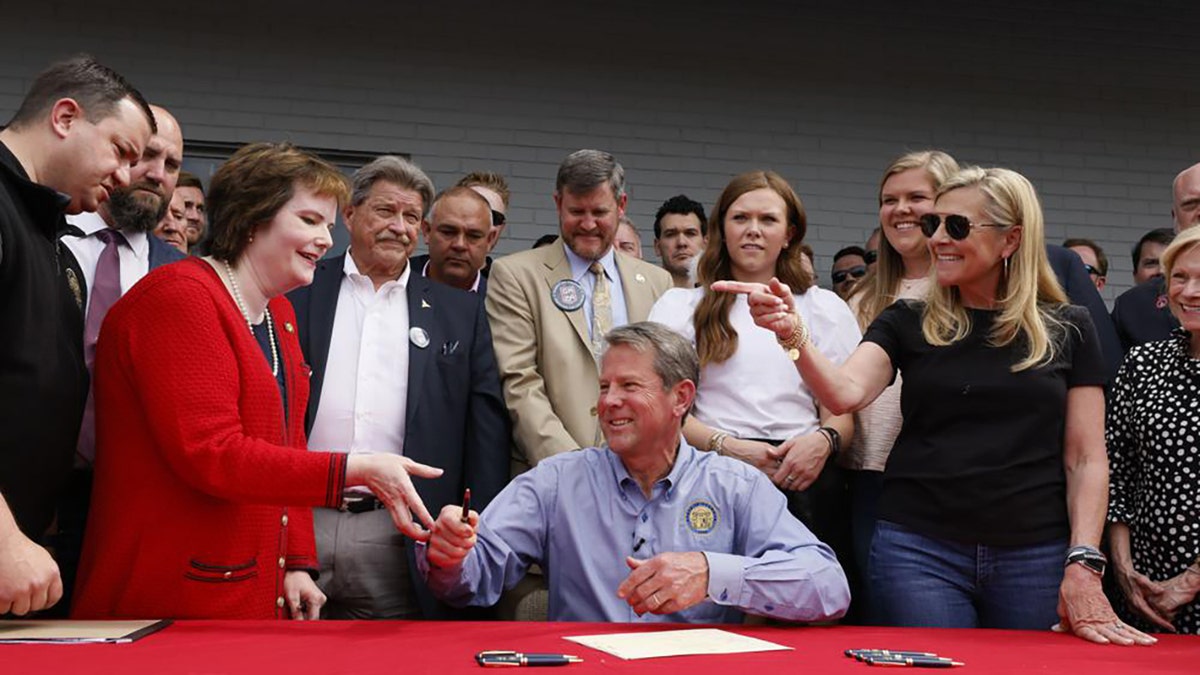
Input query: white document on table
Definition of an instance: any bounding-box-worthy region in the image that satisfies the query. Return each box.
[563,627,792,660]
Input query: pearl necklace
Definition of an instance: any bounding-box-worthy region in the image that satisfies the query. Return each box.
[222,260,279,378]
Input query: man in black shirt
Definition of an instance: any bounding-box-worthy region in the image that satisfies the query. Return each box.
[0,55,154,616]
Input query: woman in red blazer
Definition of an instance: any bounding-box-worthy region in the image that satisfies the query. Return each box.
[73,143,442,620]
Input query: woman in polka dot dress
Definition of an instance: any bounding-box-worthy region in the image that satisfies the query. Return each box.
[1107,225,1200,635]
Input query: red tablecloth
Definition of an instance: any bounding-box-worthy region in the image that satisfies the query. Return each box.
[2,621,1195,674]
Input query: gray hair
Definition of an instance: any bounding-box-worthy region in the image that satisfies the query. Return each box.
[555,149,625,199]
[350,155,435,216]
[603,322,700,417]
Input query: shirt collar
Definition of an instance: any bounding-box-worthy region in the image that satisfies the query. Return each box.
[68,211,149,260]
[564,242,619,284]
[344,249,410,290]
[606,434,694,494]
[421,258,480,292]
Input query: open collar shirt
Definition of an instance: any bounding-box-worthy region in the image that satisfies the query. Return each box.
[307,252,410,463]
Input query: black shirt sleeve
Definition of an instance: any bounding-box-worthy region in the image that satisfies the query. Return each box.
[862,300,916,379]
[1061,304,1107,388]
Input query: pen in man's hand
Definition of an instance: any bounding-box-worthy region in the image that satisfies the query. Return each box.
[476,651,583,667]
[461,488,471,524]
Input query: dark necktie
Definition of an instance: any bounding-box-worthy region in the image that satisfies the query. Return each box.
[78,228,127,464]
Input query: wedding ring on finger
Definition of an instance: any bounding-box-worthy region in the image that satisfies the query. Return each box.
[651,593,662,608]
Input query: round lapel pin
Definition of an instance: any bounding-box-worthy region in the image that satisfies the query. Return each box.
[409,326,430,349]
[551,279,586,312]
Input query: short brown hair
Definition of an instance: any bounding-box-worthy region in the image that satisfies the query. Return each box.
[7,54,155,133]
[1062,237,1108,277]
[207,142,349,262]
[456,171,510,208]
[176,170,204,192]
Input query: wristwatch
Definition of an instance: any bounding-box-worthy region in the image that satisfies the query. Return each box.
[1064,545,1107,576]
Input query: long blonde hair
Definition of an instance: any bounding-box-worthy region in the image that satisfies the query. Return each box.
[694,171,812,367]
[923,167,1068,372]
[851,150,960,329]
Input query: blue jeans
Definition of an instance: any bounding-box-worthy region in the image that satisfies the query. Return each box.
[869,520,1066,629]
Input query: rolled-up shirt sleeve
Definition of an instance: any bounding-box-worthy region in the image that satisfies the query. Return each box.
[702,471,850,622]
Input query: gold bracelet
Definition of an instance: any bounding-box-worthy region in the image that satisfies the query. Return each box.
[706,431,731,455]
[777,313,810,361]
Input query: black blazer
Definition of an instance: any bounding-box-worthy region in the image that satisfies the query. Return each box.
[1045,244,1123,382]
[287,253,510,618]
[1110,276,1177,353]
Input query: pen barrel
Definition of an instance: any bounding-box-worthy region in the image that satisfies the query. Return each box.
[867,657,957,668]
[522,655,574,666]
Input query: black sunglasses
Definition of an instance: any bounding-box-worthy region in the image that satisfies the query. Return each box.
[1082,263,1103,278]
[918,213,1006,240]
[832,265,868,284]
[491,210,506,227]
[863,249,878,265]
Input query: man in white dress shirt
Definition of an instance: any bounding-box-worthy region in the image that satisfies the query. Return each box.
[288,156,509,619]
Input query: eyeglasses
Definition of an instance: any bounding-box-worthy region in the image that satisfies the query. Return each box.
[831,265,868,284]
[918,213,1007,240]
[1083,264,1103,278]
[863,249,878,265]
[491,210,506,227]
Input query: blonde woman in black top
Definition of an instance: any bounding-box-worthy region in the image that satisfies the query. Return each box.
[716,167,1154,646]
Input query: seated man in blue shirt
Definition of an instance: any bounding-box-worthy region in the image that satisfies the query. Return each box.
[419,321,850,623]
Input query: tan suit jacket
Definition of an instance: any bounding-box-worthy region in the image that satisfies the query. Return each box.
[486,243,673,472]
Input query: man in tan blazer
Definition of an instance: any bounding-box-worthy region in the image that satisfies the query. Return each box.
[487,149,672,473]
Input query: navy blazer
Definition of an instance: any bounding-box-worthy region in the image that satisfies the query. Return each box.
[148,234,187,269]
[1045,244,1123,382]
[287,253,510,619]
[408,253,489,296]
[1110,276,1177,353]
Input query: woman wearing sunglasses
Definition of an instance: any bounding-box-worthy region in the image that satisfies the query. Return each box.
[840,150,958,619]
[714,166,1154,645]
[648,171,861,603]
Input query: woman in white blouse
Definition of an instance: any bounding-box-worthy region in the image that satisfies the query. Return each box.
[648,170,862,601]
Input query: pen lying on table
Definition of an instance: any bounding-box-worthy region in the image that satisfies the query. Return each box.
[845,649,964,668]
[865,657,964,668]
[476,651,583,667]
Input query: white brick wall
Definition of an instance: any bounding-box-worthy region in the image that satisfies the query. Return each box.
[3,1,1197,302]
